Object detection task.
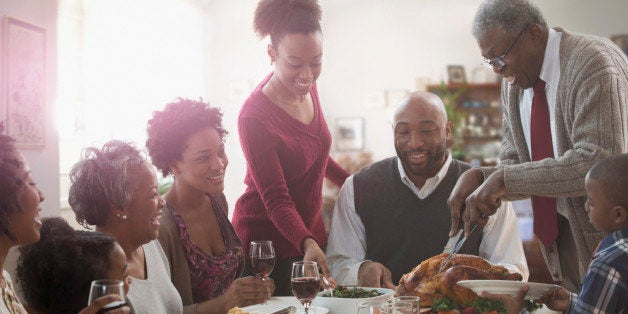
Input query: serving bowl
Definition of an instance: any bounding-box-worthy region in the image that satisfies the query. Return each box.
[311,287,394,314]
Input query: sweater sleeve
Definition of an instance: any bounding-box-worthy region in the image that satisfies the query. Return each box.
[503,70,627,198]
[238,117,313,253]
[325,157,350,187]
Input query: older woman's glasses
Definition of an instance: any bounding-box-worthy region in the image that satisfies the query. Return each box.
[481,28,526,72]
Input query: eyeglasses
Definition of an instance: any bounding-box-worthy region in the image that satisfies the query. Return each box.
[481,27,526,71]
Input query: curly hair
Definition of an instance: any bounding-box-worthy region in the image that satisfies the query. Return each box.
[472,0,547,38]
[146,98,227,177]
[69,140,146,228]
[17,217,118,314]
[588,153,628,209]
[0,122,23,240]
[253,0,322,47]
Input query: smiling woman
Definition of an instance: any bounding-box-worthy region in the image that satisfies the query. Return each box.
[68,140,183,314]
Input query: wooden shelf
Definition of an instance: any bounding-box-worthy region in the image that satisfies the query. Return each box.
[427,83,502,164]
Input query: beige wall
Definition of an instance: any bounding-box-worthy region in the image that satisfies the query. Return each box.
[0,0,59,217]
[0,0,58,297]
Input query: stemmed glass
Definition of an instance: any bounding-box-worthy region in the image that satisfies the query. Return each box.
[249,241,275,280]
[88,279,126,312]
[291,261,320,314]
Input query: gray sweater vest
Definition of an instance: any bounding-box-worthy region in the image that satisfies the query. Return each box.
[354,157,482,283]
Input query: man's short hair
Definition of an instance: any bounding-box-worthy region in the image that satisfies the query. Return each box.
[472,0,547,38]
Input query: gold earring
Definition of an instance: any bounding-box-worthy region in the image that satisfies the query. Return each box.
[270,60,274,66]
[117,214,127,220]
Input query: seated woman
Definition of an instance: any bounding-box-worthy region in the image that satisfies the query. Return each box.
[146,98,273,313]
[17,217,129,314]
[69,140,183,313]
[0,124,127,314]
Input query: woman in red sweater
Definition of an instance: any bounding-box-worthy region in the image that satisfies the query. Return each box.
[232,0,349,295]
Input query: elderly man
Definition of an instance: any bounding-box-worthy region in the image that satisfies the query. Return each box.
[326,91,528,288]
[448,0,628,293]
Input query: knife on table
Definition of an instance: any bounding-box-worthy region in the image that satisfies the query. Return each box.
[268,306,296,314]
[438,224,478,273]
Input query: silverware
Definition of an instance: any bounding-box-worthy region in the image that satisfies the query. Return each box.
[268,305,296,314]
[438,224,478,273]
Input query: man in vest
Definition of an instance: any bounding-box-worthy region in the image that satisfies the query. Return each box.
[326,91,528,287]
[448,0,628,293]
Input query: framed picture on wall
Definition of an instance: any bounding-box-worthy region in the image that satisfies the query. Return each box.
[447,65,467,84]
[3,17,46,148]
[335,117,365,151]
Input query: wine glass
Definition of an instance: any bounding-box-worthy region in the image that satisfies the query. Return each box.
[391,296,420,313]
[88,279,126,311]
[249,240,275,280]
[358,300,390,314]
[291,261,320,314]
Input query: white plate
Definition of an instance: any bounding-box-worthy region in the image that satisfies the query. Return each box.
[457,280,561,299]
[241,304,329,314]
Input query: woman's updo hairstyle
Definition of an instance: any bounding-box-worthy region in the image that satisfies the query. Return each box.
[254,0,322,47]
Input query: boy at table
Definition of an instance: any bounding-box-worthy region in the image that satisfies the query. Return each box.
[483,153,628,313]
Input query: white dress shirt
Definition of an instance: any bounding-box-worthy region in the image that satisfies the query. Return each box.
[516,28,562,218]
[326,155,529,286]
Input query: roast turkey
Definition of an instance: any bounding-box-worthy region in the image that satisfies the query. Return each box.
[396,253,523,307]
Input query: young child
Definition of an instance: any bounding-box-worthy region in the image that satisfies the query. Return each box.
[482,153,628,313]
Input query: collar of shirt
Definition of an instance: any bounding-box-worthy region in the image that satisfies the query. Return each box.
[520,28,562,159]
[397,153,452,199]
[595,227,628,258]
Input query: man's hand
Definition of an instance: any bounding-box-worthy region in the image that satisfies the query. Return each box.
[357,261,395,289]
[462,169,506,235]
[539,287,570,312]
[448,168,484,237]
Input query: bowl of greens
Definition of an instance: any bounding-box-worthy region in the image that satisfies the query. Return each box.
[312,286,394,314]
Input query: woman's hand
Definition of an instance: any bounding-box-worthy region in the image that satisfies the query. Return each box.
[220,276,274,311]
[78,295,131,314]
[302,238,331,275]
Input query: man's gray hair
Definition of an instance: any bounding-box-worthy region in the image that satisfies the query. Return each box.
[472,0,547,38]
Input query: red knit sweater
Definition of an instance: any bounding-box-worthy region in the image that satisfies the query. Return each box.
[233,74,349,260]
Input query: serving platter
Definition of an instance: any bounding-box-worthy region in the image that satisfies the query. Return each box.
[457,280,560,300]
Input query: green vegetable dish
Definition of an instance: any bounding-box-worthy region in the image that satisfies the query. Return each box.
[433,297,543,313]
[322,286,384,298]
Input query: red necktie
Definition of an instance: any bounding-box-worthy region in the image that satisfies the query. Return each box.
[530,79,558,249]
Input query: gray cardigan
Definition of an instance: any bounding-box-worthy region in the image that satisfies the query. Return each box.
[481,28,628,281]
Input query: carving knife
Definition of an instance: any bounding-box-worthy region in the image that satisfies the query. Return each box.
[438,224,478,273]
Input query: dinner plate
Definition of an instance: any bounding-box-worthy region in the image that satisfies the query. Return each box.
[241,304,329,314]
[457,280,561,300]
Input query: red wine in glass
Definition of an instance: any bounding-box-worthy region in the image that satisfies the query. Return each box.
[250,241,275,280]
[291,277,320,303]
[250,256,275,278]
[291,261,320,313]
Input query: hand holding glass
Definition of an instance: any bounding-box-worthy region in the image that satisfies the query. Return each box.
[291,261,320,314]
[88,280,126,313]
[250,240,275,280]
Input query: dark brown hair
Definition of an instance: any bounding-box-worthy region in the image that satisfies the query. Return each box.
[0,122,23,240]
[254,0,322,47]
[146,98,226,177]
